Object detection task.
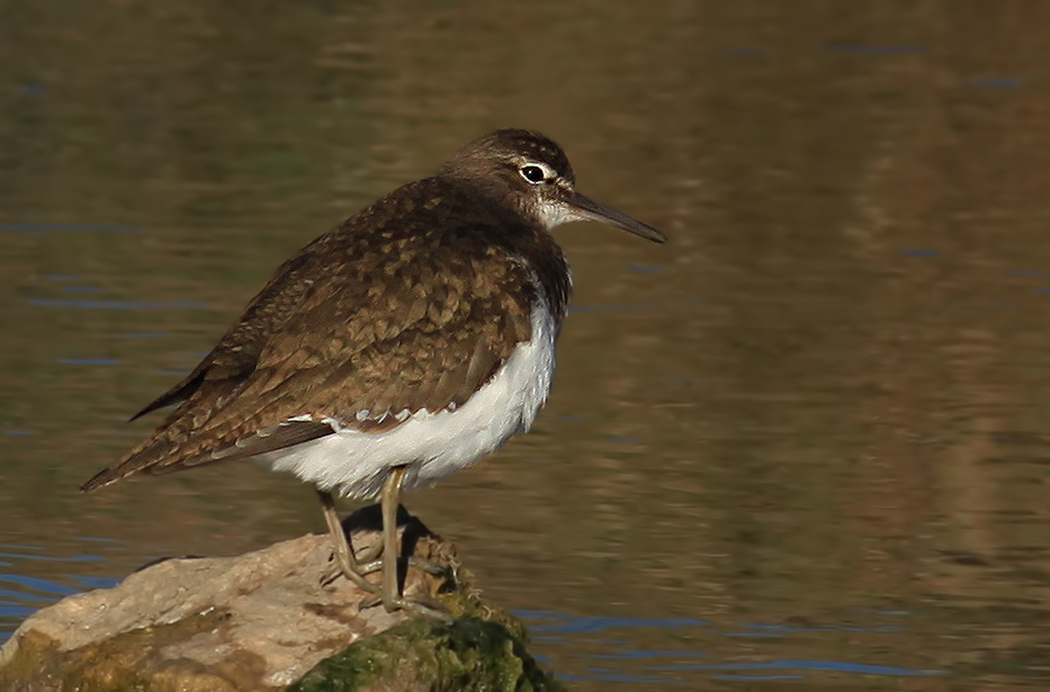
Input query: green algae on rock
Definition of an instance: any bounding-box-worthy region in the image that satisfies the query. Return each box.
[290,617,565,692]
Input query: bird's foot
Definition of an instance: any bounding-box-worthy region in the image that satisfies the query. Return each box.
[358,591,453,621]
[322,551,450,589]
[321,546,381,591]
[406,555,455,579]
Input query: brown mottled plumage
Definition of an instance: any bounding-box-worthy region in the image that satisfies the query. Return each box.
[80,128,664,615]
[83,147,572,490]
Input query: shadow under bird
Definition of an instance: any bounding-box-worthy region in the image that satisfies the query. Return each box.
[82,128,666,615]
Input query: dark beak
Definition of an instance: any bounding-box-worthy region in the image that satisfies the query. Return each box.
[569,192,667,243]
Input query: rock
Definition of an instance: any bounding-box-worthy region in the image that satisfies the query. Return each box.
[290,617,563,692]
[0,509,563,691]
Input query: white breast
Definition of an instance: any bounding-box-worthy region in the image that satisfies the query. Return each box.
[256,294,558,500]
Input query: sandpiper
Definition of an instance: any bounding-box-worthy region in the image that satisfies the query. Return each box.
[82,129,666,614]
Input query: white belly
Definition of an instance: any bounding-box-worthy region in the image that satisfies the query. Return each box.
[256,298,557,500]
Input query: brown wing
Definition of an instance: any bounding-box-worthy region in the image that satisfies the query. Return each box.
[81,179,535,492]
[129,249,318,421]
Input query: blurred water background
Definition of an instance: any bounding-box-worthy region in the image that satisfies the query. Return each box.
[3,2,1050,688]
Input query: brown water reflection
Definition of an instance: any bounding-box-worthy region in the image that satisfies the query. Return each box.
[3,1,1050,688]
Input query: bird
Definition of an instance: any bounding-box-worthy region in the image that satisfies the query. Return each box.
[81,128,666,615]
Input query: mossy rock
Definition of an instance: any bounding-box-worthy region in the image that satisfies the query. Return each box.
[291,617,565,692]
[0,513,565,691]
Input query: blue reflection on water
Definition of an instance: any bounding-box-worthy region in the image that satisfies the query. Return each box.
[647,659,941,676]
[2,574,79,598]
[520,610,709,634]
[517,609,941,684]
[0,588,53,604]
[0,552,102,564]
[72,576,121,591]
[0,543,117,644]
[0,605,38,620]
[578,668,681,684]
[63,286,108,294]
[591,649,707,660]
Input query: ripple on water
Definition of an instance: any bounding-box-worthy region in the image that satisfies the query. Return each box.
[0,542,119,644]
[516,610,944,686]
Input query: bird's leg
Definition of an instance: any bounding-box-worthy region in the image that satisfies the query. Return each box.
[316,487,379,593]
[380,466,406,609]
[319,482,449,599]
[358,466,450,619]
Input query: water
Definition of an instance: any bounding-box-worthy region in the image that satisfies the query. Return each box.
[3,2,1050,688]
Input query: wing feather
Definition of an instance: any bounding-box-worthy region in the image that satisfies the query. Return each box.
[81,179,537,492]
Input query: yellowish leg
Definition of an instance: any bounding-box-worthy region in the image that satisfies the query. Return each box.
[316,487,379,593]
[380,467,407,610]
[365,467,450,619]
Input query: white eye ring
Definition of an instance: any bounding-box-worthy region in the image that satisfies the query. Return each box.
[519,161,556,184]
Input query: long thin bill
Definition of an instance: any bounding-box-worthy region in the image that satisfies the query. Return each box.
[569,192,667,243]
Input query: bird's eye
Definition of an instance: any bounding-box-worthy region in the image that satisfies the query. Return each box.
[519,164,547,184]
